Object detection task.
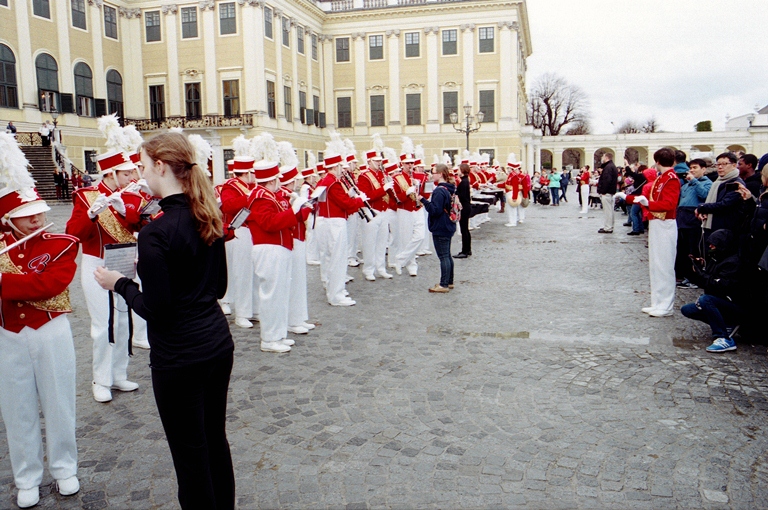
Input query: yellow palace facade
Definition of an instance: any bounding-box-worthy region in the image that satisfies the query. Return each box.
[0,0,534,181]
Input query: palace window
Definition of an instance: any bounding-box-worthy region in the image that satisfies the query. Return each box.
[406,93,421,125]
[299,90,306,123]
[33,0,50,18]
[71,0,87,29]
[479,90,494,122]
[443,91,457,124]
[442,29,457,55]
[0,45,18,109]
[145,11,161,42]
[311,34,318,60]
[36,53,59,112]
[336,37,349,62]
[297,26,304,54]
[181,7,198,38]
[405,32,419,58]
[185,83,201,119]
[478,26,494,53]
[370,95,385,127]
[369,35,383,60]
[106,69,123,118]
[264,6,273,38]
[282,16,290,47]
[149,84,164,122]
[284,86,292,120]
[104,5,118,39]
[266,80,276,118]
[313,95,320,126]
[223,80,239,116]
[219,3,236,35]
[337,97,351,128]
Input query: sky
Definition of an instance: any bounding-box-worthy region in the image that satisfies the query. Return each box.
[524,0,768,135]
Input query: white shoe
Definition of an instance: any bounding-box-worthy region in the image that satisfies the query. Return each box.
[301,322,316,330]
[281,338,296,346]
[648,309,673,317]
[92,382,112,403]
[377,271,393,279]
[345,274,354,282]
[364,274,376,281]
[17,487,39,508]
[348,259,360,267]
[641,307,655,314]
[220,302,232,315]
[518,220,524,224]
[111,380,139,392]
[504,223,516,227]
[133,339,151,350]
[287,325,309,334]
[407,268,418,277]
[261,341,291,353]
[331,298,356,306]
[307,260,321,266]
[235,317,253,328]
[394,264,402,275]
[57,476,80,496]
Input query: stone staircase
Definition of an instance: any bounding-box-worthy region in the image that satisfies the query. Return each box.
[20,146,62,201]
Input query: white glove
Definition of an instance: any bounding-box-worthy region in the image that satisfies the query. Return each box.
[107,193,127,216]
[136,178,152,196]
[291,196,308,213]
[406,186,416,195]
[87,194,110,219]
[383,181,394,191]
[615,192,627,200]
[288,192,301,204]
[635,195,649,207]
[358,192,369,202]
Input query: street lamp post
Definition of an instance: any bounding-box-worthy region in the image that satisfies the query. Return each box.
[50,107,59,144]
[450,102,484,151]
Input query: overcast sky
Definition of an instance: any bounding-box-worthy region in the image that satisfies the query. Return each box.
[525,0,768,134]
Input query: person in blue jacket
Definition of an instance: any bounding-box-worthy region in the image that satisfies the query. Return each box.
[420,163,457,293]
[675,158,712,287]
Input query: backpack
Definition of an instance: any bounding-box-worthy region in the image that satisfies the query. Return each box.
[441,186,461,223]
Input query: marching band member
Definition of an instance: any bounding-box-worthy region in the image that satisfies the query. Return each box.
[503,153,530,227]
[305,160,324,265]
[66,149,143,403]
[413,148,433,257]
[382,155,401,273]
[358,146,394,281]
[0,134,80,508]
[393,139,424,277]
[219,140,257,328]
[316,134,365,306]
[344,141,362,268]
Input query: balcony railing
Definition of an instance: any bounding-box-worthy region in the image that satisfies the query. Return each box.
[125,114,254,131]
[14,132,45,146]
[326,0,467,11]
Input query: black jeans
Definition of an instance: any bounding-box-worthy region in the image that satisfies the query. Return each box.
[675,227,702,280]
[681,294,743,339]
[152,350,235,510]
[459,212,471,255]
[433,234,454,287]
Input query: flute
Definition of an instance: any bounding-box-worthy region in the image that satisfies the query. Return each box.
[0,223,54,256]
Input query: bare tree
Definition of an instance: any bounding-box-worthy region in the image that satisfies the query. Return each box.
[641,117,658,133]
[564,121,591,135]
[526,73,589,136]
[616,120,642,134]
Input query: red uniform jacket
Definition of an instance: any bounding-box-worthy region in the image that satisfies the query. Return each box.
[412,171,430,199]
[219,177,253,224]
[316,174,364,219]
[504,173,531,200]
[278,187,310,242]
[393,172,420,212]
[246,185,299,250]
[628,168,680,221]
[0,231,78,332]
[356,170,388,212]
[65,181,142,258]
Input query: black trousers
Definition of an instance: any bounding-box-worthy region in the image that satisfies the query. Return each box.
[675,227,702,280]
[459,212,471,255]
[152,350,235,510]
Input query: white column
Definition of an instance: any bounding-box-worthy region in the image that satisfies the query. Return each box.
[497,22,516,126]
[526,142,534,175]
[89,4,105,98]
[460,24,475,109]
[14,0,37,111]
[425,26,439,132]
[119,10,144,118]
[321,35,334,127]
[353,32,366,127]
[305,28,314,122]
[274,9,284,120]
[386,30,400,126]
[55,0,74,96]
[242,1,265,114]
[200,3,217,115]
[164,5,181,116]
[207,130,225,184]
[534,143,540,174]
[290,18,300,123]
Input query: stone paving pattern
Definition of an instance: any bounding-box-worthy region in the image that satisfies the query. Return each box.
[2,191,768,509]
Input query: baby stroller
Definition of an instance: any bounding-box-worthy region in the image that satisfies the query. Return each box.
[537,188,551,205]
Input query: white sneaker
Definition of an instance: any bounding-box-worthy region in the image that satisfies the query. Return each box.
[301,322,316,330]
[377,271,393,279]
[261,341,291,353]
[220,302,232,315]
[345,274,354,282]
[348,259,360,267]
[17,487,39,508]
[504,223,516,227]
[641,307,655,314]
[407,269,418,277]
[518,220,524,224]
[281,338,296,346]
[649,309,673,317]
[235,317,253,328]
[57,476,80,496]
[133,339,151,350]
[394,264,402,275]
[92,382,112,403]
[364,274,376,281]
[307,260,321,266]
[331,298,356,306]
[287,325,309,334]
[112,380,139,392]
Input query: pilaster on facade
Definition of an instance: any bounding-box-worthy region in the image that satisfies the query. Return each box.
[164,6,181,116]
[424,26,439,131]
[321,34,334,129]
[497,20,516,128]
[14,0,37,113]
[198,0,214,11]
[161,4,178,15]
[243,4,266,115]
[120,12,145,118]
[461,22,474,109]
[353,33,367,129]
[386,29,400,127]
[118,7,142,18]
[201,6,218,115]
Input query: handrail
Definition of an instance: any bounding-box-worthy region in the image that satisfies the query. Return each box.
[14,132,44,146]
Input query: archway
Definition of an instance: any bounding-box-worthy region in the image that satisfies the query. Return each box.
[727,145,747,155]
[562,148,584,169]
[540,149,553,170]
[593,148,615,168]
[625,147,648,166]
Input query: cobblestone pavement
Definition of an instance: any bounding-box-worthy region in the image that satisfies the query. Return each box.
[2,191,768,509]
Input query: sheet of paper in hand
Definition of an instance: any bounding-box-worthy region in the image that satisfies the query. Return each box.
[230,208,251,230]
[424,181,435,193]
[311,186,328,202]
[140,198,162,216]
[104,242,138,279]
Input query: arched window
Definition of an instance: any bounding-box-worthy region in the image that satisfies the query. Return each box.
[0,45,18,109]
[74,62,93,117]
[106,69,123,119]
[35,53,59,112]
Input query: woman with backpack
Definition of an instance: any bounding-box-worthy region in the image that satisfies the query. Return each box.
[420,163,457,293]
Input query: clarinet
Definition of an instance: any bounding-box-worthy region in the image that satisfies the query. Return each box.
[341,171,377,222]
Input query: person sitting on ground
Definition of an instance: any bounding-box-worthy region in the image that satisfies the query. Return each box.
[680,229,744,353]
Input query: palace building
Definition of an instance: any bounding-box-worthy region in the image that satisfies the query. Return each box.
[1,0,534,181]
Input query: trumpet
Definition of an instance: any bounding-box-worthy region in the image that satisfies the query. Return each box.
[340,171,377,223]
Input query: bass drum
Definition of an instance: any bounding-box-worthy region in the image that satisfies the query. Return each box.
[506,191,522,207]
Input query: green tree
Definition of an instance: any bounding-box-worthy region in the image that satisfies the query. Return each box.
[695,120,712,132]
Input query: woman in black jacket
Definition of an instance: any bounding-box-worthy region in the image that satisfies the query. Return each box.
[455,163,472,258]
[95,132,235,509]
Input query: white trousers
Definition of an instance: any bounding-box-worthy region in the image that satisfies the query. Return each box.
[317,217,349,304]
[347,213,361,260]
[252,244,292,342]
[505,193,525,225]
[384,209,399,268]
[305,218,320,263]
[362,211,389,278]
[220,232,236,304]
[600,194,615,230]
[288,240,309,327]
[396,209,424,273]
[580,185,590,213]
[418,207,433,253]
[81,254,130,387]
[648,219,678,313]
[0,315,77,489]
[228,227,256,319]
